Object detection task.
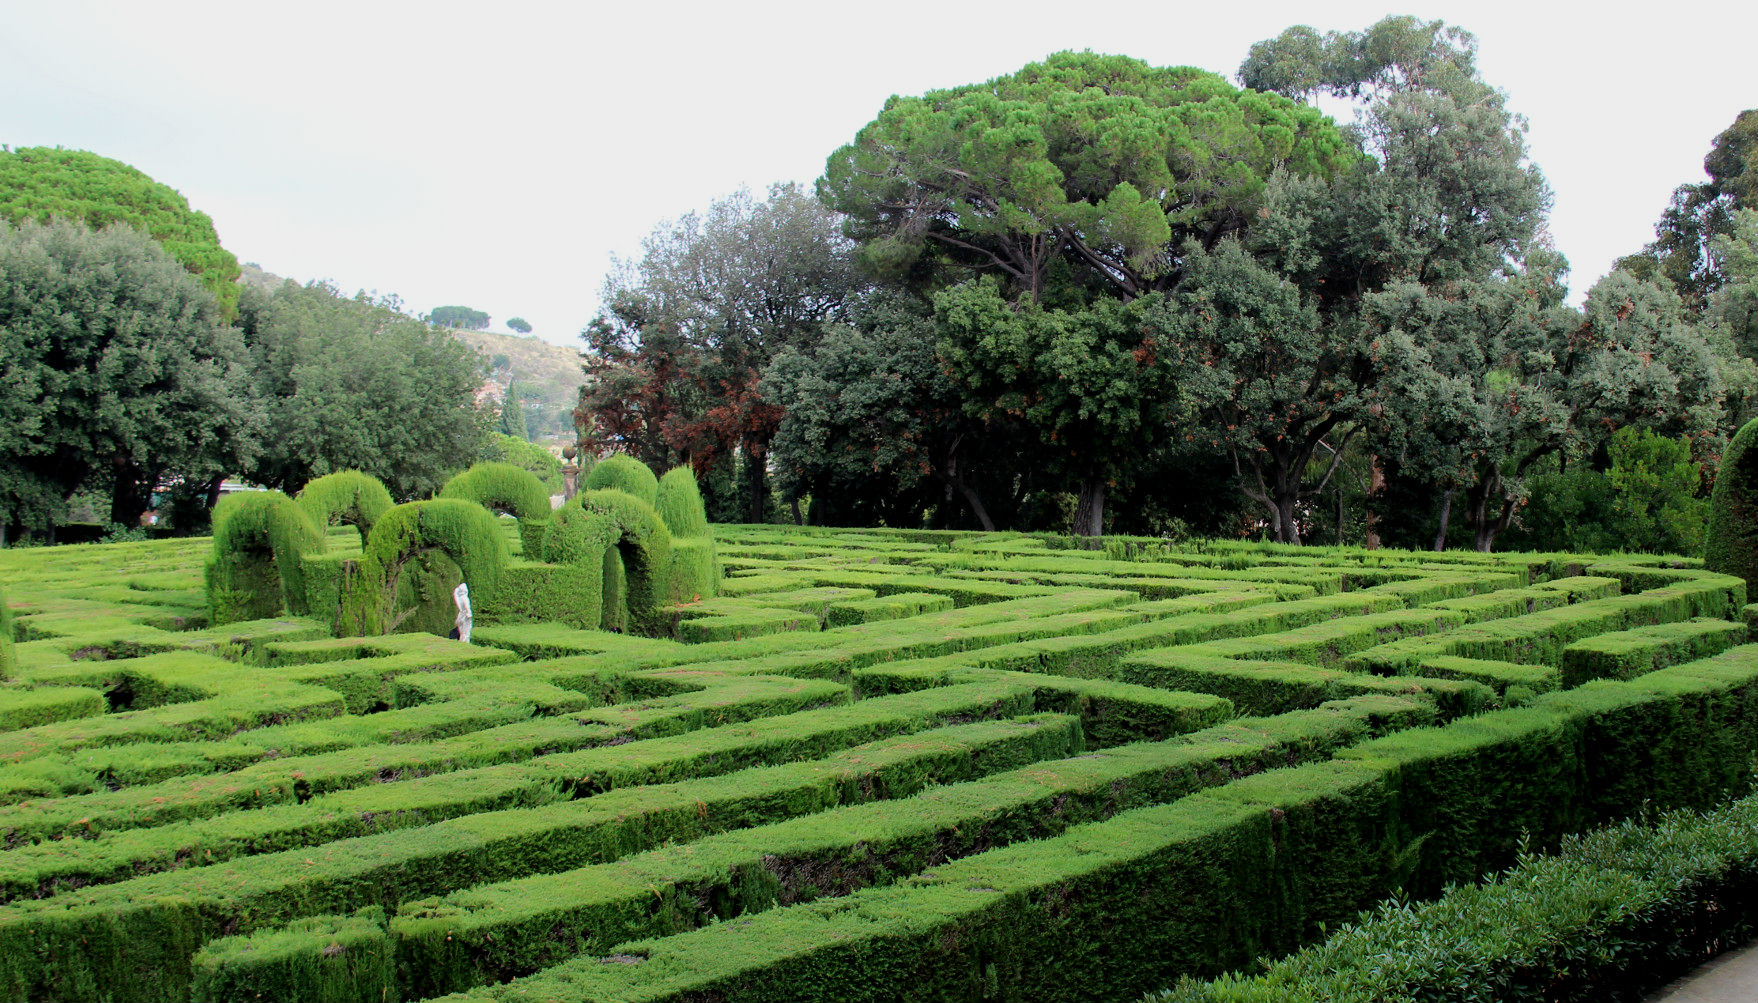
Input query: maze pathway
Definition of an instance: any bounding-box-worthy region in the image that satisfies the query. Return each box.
[0,528,1753,1002]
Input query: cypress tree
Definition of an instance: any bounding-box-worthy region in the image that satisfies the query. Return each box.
[1704,415,1758,588]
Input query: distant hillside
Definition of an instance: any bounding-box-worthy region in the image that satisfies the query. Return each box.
[449,328,583,439]
[236,263,583,439]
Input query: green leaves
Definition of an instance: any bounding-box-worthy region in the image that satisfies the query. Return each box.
[820,51,1353,303]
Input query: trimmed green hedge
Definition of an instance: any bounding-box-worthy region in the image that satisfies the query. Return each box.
[191,907,391,1003]
[204,492,326,624]
[441,647,1758,1003]
[1705,414,1758,589]
[438,462,552,556]
[547,490,674,636]
[294,471,392,549]
[1155,793,1758,1003]
[336,499,508,636]
[585,454,660,506]
[0,579,14,680]
[655,466,710,537]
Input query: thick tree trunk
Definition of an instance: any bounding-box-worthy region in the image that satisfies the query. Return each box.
[205,475,225,510]
[1072,479,1106,539]
[1273,494,1302,545]
[744,448,767,524]
[109,458,150,527]
[959,482,996,532]
[1433,487,1454,552]
[789,497,802,526]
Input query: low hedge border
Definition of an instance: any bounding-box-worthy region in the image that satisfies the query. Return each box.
[1155,792,1758,1003]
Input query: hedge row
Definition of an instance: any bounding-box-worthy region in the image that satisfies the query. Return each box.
[444,645,1758,1003]
[0,713,1075,1001]
[206,696,1421,1000]
[1158,793,1758,1003]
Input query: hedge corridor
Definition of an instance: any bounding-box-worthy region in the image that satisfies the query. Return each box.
[0,501,1754,1002]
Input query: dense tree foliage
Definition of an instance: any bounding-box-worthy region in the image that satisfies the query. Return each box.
[577,183,865,522]
[820,51,1353,304]
[239,282,486,499]
[506,317,532,334]
[0,147,242,320]
[0,221,258,540]
[431,305,491,330]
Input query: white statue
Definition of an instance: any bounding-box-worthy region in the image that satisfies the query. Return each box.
[452,581,473,644]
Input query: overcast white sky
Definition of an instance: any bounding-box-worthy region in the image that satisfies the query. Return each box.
[4,1,1753,347]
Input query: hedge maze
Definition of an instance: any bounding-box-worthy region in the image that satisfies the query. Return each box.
[1,465,1756,1002]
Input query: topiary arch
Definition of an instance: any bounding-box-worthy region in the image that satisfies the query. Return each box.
[344,499,508,637]
[297,471,394,549]
[1706,416,1758,590]
[544,489,673,635]
[439,462,553,556]
[205,491,326,624]
[584,454,659,507]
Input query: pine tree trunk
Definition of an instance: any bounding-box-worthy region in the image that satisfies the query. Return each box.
[1433,487,1454,552]
[1363,455,1386,550]
[745,450,767,524]
[1072,479,1106,539]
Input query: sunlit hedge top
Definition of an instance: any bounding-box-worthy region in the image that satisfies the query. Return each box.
[0,147,240,319]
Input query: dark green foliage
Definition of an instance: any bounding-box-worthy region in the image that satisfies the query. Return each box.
[237,281,486,500]
[584,454,660,506]
[1706,415,1758,586]
[820,51,1352,303]
[430,305,490,330]
[0,220,259,537]
[498,390,529,440]
[506,317,532,335]
[191,908,392,1003]
[1158,794,1758,1003]
[0,147,241,320]
[1616,109,1758,310]
[204,492,326,624]
[294,471,393,549]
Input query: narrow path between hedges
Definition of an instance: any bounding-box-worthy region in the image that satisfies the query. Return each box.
[1645,941,1758,1002]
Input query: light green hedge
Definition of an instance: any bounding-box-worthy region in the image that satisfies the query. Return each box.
[585,454,660,506]
[204,491,326,624]
[294,471,392,549]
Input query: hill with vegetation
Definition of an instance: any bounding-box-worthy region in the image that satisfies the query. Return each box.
[237,263,582,439]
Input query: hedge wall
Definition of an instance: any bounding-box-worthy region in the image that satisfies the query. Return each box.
[294,471,393,549]
[204,491,326,624]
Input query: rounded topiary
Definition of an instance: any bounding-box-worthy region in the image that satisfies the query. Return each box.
[297,471,393,548]
[546,489,673,636]
[1706,416,1758,595]
[438,462,550,520]
[655,466,710,538]
[583,454,659,507]
[655,466,719,601]
[206,491,326,624]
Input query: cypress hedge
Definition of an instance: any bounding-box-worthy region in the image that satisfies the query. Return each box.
[585,454,660,506]
[204,492,326,624]
[1706,414,1758,588]
[294,471,392,549]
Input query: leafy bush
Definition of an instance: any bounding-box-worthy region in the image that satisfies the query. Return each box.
[296,471,393,548]
[204,491,326,623]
